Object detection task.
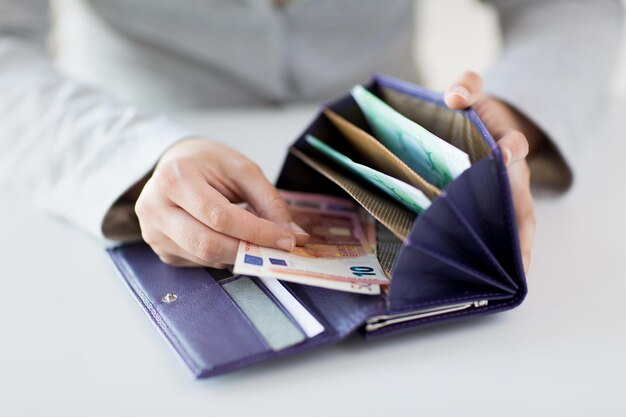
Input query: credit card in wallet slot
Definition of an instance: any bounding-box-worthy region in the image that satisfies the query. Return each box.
[222,277,306,351]
[258,276,325,338]
[306,134,431,214]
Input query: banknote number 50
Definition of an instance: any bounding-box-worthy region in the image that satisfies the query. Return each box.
[350,266,376,277]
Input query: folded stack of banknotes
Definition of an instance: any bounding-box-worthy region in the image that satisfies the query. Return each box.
[234,85,472,295]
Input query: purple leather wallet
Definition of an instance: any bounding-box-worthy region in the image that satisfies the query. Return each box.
[107,74,527,378]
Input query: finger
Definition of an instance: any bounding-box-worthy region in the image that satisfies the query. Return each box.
[160,205,241,265]
[508,162,536,274]
[229,163,310,245]
[157,252,199,267]
[157,160,298,251]
[444,70,484,109]
[154,234,230,268]
[136,195,232,268]
[137,222,198,267]
[497,129,530,166]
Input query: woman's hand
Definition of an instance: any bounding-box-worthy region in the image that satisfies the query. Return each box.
[444,71,538,273]
[135,139,309,268]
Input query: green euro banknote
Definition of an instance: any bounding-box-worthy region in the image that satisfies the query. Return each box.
[305,135,431,214]
[351,85,471,188]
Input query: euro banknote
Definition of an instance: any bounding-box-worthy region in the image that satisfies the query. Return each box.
[306,134,431,214]
[234,192,388,295]
[351,85,471,188]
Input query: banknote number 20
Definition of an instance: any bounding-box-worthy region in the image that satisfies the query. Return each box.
[350,266,376,277]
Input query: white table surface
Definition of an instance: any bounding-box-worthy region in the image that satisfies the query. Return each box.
[1,100,625,417]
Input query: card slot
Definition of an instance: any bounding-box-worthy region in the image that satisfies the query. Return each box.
[252,276,325,339]
[323,109,441,200]
[290,147,415,241]
[221,276,307,352]
[282,281,385,337]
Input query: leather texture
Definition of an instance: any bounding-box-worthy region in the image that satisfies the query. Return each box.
[107,244,384,378]
[107,74,527,377]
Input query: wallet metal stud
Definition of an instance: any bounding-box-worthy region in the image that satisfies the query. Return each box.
[162,293,178,303]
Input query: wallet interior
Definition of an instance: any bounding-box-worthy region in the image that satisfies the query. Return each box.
[277,74,524,320]
[279,79,494,282]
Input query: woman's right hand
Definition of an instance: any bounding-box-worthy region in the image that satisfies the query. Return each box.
[134,138,309,268]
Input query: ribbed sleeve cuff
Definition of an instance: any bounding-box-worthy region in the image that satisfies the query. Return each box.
[74,117,193,240]
[484,70,575,192]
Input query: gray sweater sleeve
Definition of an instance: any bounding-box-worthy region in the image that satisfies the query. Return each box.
[0,1,192,240]
[484,0,624,190]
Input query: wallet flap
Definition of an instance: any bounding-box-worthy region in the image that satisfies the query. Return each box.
[107,244,383,378]
[108,244,269,377]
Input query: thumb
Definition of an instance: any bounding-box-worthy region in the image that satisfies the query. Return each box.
[444,70,484,110]
[498,130,529,167]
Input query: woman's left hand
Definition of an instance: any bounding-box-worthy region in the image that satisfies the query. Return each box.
[444,71,538,273]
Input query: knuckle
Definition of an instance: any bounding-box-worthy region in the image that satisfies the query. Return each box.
[206,204,231,231]
[141,230,160,247]
[155,158,192,190]
[134,193,158,220]
[159,255,180,266]
[194,237,220,262]
[266,193,288,212]
[233,158,261,175]
[245,227,263,245]
[134,197,150,218]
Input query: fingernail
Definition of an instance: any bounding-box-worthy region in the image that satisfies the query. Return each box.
[450,85,470,101]
[289,222,309,237]
[503,148,512,166]
[277,237,295,252]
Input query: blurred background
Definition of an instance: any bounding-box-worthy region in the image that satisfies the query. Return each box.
[415,0,626,94]
[53,0,626,109]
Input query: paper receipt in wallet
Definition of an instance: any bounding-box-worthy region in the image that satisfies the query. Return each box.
[234,194,388,295]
